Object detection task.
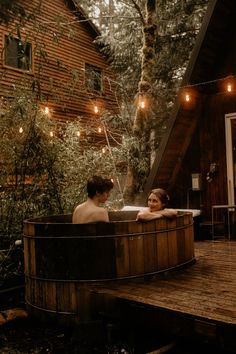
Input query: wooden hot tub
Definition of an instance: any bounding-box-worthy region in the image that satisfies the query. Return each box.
[23,210,194,323]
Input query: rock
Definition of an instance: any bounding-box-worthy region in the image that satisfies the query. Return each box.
[0,308,28,325]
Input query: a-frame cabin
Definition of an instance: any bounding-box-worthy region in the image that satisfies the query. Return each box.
[143,0,236,224]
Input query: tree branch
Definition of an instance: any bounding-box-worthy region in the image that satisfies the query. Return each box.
[129,0,146,26]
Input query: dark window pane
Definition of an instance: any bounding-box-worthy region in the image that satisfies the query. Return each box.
[5,35,32,71]
[85,64,102,92]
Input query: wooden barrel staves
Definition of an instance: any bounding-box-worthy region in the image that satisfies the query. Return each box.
[23,211,195,324]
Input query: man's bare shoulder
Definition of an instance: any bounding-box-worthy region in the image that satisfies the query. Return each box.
[92,207,109,222]
[73,202,86,212]
[72,203,109,223]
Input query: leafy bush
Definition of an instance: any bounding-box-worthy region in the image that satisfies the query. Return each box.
[0,90,130,246]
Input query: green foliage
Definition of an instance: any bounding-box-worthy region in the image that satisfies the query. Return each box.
[0,0,26,24]
[0,89,131,245]
[91,0,209,135]
[53,118,129,213]
[87,0,209,193]
[0,0,211,244]
[0,89,62,242]
[0,1,135,245]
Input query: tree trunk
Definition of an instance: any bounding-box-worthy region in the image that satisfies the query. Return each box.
[124,0,157,203]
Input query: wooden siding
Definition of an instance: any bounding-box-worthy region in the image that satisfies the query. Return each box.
[143,0,236,219]
[0,0,118,127]
[170,92,236,217]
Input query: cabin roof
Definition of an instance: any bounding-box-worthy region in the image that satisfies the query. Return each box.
[143,0,236,198]
[66,0,101,37]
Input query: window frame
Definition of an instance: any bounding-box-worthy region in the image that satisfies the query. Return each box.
[85,63,103,93]
[3,34,33,73]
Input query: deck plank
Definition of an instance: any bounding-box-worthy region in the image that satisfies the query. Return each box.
[92,241,236,325]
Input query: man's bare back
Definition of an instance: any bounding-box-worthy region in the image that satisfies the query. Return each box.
[72,199,109,223]
[72,175,113,224]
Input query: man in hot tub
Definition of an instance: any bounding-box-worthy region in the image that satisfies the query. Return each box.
[72,175,114,224]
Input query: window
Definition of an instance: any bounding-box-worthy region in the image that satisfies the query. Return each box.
[85,64,102,92]
[4,35,32,71]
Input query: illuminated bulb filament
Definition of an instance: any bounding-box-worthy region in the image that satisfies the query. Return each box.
[102,147,106,153]
[44,106,50,114]
[76,131,80,137]
[19,127,23,134]
[140,100,145,109]
[98,127,102,133]
[227,84,232,92]
[94,105,99,114]
[185,94,190,102]
[49,131,54,137]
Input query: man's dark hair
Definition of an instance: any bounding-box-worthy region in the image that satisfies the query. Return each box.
[87,175,114,198]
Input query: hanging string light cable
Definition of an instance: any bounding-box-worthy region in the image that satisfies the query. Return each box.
[180,74,235,89]
[182,78,220,89]
[102,121,124,206]
[104,127,124,146]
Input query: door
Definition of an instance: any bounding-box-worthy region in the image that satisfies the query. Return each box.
[225,113,236,205]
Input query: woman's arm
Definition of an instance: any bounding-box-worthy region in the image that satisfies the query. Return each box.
[136,208,177,222]
[158,208,178,218]
[136,210,163,221]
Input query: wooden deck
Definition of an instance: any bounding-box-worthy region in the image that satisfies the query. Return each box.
[91,240,236,328]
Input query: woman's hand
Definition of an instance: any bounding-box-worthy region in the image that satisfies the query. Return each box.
[136,208,177,222]
[136,211,163,222]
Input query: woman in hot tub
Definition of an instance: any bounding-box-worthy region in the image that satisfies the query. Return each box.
[136,188,177,222]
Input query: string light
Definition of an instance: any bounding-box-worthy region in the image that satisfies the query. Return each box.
[185,93,190,102]
[179,75,236,107]
[44,106,50,115]
[138,95,146,109]
[227,83,232,92]
[23,74,236,149]
[179,88,194,105]
[140,100,145,109]
[180,74,236,92]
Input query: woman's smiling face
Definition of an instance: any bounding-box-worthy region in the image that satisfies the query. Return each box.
[147,192,163,212]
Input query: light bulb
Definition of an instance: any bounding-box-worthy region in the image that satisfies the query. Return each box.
[185,93,190,102]
[227,84,232,92]
[94,105,99,114]
[140,100,145,109]
[19,127,23,134]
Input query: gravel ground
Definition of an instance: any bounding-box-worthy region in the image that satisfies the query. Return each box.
[0,314,233,354]
[0,280,233,354]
